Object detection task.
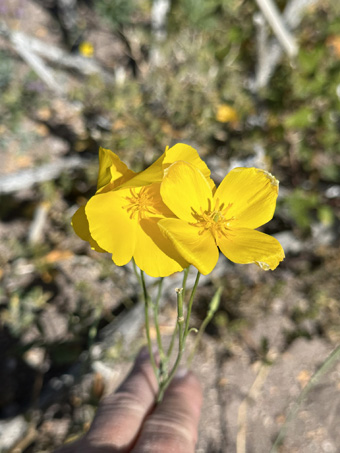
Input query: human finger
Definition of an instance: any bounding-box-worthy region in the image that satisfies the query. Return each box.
[131,369,202,453]
[55,347,158,453]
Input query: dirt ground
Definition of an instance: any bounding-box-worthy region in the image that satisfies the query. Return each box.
[1,1,340,452]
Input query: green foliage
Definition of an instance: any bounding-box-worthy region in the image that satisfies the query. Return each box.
[170,0,222,30]
[1,288,50,338]
[283,106,315,129]
[284,188,335,235]
[285,189,319,233]
[94,0,137,29]
[0,50,13,89]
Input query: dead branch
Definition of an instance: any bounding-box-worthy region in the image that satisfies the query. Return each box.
[255,0,298,58]
[0,21,114,84]
[0,156,88,195]
[251,0,319,91]
[0,21,65,96]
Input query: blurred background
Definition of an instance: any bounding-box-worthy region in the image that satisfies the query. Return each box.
[1,0,340,451]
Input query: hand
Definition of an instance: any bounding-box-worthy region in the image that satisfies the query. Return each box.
[55,348,202,453]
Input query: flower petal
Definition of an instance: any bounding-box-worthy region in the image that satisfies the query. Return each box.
[97,147,135,191]
[134,219,188,277]
[118,152,166,189]
[160,161,213,223]
[140,182,176,219]
[214,167,279,229]
[217,228,284,270]
[158,218,219,275]
[118,143,215,190]
[163,143,215,189]
[71,206,106,252]
[85,190,136,266]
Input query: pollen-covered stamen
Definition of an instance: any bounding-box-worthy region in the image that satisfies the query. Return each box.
[123,187,159,220]
[191,198,235,239]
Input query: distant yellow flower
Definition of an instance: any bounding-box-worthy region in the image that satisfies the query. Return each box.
[159,162,284,275]
[216,104,239,124]
[72,144,213,277]
[79,41,94,58]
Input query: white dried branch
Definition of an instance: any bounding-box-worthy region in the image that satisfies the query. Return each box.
[0,21,114,83]
[0,157,87,195]
[0,22,65,96]
[151,0,170,41]
[255,0,298,58]
[150,0,171,66]
[251,0,319,91]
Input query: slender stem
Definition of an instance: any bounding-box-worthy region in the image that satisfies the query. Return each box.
[166,322,178,358]
[166,267,190,358]
[157,288,185,402]
[181,266,190,300]
[183,271,201,341]
[140,270,158,379]
[188,287,222,367]
[152,278,165,361]
[132,258,142,285]
[270,343,340,452]
[188,314,210,367]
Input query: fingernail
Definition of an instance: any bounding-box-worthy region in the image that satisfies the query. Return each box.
[174,367,189,379]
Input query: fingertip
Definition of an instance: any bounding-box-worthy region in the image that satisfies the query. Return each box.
[83,348,159,450]
[132,370,202,453]
[167,369,203,413]
[171,368,202,394]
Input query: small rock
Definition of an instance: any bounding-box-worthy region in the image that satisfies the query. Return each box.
[274,231,303,254]
[0,415,28,449]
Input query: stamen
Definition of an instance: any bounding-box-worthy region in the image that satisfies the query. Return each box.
[190,199,235,239]
[123,187,160,221]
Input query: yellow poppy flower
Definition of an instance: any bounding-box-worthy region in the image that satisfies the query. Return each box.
[158,161,285,275]
[72,144,212,277]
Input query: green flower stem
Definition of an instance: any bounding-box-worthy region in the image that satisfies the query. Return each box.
[166,268,190,359]
[152,278,166,363]
[157,287,185,402]
[183,271,201,341]
[160,272,200,399]
[166,323,178,358]
[140,270,158,380]
[181,266,190,300]
[132,258,142,285]
[188,286,222,367]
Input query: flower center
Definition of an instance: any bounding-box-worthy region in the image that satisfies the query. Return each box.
[123,187,160,221]
[191,198,235,239]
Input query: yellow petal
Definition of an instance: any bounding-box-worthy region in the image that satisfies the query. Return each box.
[159,218,219,275]
[161,161,213,223]
[85,190,136,266]
[140,182,175,219]
[71,206,106,252]
[163,143,214,189]
[118,143,215,190]
[97,147,135,191]
[134,219,188,277]
[118,152,166,189]
[217,228,284,270]
[214,167,279,229]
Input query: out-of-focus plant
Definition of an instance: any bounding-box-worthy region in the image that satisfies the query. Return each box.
[94,0,137,30]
